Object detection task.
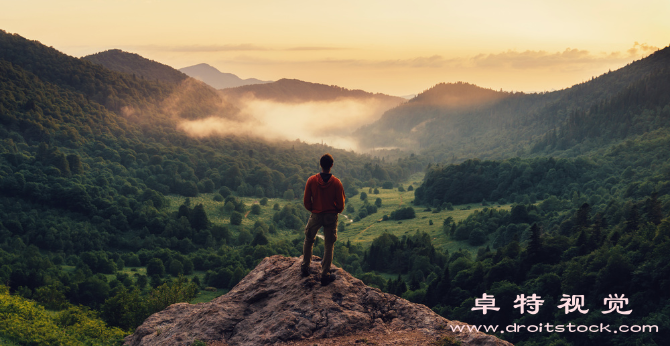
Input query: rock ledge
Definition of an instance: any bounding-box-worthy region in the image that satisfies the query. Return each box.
[126,255,511,346]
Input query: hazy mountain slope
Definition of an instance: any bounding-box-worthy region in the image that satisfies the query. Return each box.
[356,46,670,161]
[179,63,271,89]
[83,49,188,84]
[0,30,171,114]
[220,78,405,104]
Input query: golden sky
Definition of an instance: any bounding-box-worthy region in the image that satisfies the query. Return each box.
[3,0,669,95]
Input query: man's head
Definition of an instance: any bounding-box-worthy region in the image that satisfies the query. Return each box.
[320,153,334,172]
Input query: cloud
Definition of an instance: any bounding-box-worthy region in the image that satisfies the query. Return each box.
[627,41,659,56]
[129,44,348,53]
[469,43,659,71]
[214,42,659,72]
[285,46,347,51]
[134,44,269,52]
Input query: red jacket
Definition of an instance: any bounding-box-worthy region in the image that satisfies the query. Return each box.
[303,174,345,214]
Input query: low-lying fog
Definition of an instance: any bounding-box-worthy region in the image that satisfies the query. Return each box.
[178,97,397,151]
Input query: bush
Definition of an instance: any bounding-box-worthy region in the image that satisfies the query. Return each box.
[407,185,414,191]
[283,190,295,200]
[219,187,232,198]
[382,181,393,189]
[169,260,184,276]
[375,198,382,207]
[273,203,280,210]
[230,211,243,225]
[146,258,165,277]
[360,192,368,201]
[390,207,416,220]
[223,201,235,213]
[260,197,268,206]
[251,204,261,215]
[398,185,405,192]
[373,188,380,194]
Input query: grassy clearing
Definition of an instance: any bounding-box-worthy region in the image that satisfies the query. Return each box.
[337,174,512,252]
[164,172,511,253]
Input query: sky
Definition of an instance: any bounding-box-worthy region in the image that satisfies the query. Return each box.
[2,0,669,96]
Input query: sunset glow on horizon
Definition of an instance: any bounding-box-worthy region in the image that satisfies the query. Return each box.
[3,0,668,95]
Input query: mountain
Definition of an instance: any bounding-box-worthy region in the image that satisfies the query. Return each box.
[0,31,239,120]
[179,63,271,89]
[126,255,510,346]
[356,46,670,162]
[83,49,188,84]
[220,78,406,105]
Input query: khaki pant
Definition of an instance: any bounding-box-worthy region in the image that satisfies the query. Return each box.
[302,212,338,276]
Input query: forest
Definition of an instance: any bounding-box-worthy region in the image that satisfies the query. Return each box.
[1,28,669,346]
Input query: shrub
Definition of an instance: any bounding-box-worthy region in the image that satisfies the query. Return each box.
[230,211,243,225]
[390,207,416,220]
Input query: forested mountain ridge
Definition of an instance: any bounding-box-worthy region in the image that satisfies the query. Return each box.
[356,46,670,162]
[219,78,406,104]
[0,30,238,121]
[83,49,189,84]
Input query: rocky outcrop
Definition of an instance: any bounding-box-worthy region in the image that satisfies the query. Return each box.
[126,255,512,346]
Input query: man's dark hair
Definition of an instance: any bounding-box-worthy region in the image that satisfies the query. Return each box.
[320,153,334,169]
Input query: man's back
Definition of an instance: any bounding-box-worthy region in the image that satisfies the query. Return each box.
[303,173,345,214]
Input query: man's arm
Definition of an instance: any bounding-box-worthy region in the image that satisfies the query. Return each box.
[334,180,345,214]
[303,176,313,212]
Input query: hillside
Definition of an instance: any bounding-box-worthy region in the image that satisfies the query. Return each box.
[83,49,188,84]
[356,46,670,162]
[220,78,405,105]
[126,255,510,346]
[0,29,429,343]
[180,63,271,89]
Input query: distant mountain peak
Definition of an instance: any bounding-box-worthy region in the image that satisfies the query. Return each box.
[179,63,271,89]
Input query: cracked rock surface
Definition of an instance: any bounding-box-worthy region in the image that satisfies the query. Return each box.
[125,255,512,346]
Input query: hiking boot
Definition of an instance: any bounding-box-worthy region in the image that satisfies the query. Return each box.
[300,264,310,277]
[321,273,337,286]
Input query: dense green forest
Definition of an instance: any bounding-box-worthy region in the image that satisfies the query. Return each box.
[0,30,426,345]
[1,27,670,346]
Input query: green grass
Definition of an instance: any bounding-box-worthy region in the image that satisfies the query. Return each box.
[164,172,511,253]
[337,174,512,252]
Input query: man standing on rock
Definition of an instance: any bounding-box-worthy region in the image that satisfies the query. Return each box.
[301,153,346,285]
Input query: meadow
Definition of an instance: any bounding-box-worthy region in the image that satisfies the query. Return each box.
[165,172,511,255]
